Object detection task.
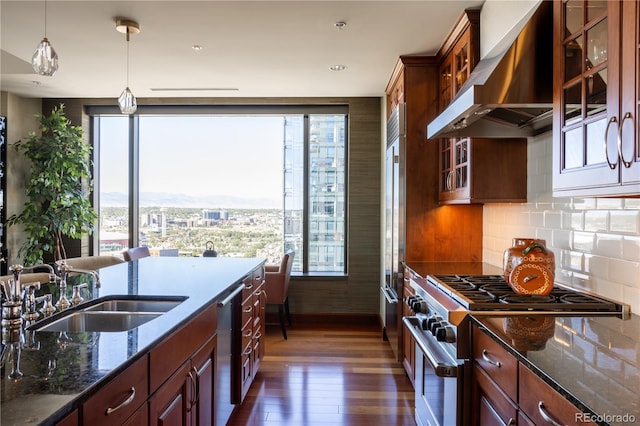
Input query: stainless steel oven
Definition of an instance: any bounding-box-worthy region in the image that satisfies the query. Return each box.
[404,315,468,426]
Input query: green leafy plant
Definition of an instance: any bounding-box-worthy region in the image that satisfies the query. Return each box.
[7,104,97,265]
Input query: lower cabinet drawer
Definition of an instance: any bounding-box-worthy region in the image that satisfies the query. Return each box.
[518,363,591,425]
[83,355,148,425]
[473,326,518,402]
[472,364,518,426]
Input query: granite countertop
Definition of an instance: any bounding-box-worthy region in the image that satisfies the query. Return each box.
[472,314,640,426]
[0,256,265,426]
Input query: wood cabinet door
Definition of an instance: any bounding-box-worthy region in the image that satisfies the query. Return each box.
[620,0,640,187]
[553,0,623,194]
[149,362,192,426]
[192,335,216,426]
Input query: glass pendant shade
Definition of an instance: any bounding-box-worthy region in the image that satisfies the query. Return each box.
[32,37,58,76]
[118,87,137,114]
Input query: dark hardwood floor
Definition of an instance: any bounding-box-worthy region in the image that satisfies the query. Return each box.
[227,322,416,425]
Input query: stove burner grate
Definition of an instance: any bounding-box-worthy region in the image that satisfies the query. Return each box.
[430,274,623,313]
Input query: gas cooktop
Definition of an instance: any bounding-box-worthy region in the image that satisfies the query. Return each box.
[428,274,628,315]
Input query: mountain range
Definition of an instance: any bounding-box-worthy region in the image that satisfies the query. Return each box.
[100,192,281,209]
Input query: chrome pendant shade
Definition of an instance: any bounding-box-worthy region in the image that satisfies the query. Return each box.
[116,19,140,115]
[32,1,58,76]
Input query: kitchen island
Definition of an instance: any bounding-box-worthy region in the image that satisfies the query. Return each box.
[0,256,265,425]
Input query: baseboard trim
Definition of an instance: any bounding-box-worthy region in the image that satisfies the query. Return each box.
[266,312,382,329]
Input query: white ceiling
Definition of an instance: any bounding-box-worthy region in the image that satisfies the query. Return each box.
[1,1,484,100]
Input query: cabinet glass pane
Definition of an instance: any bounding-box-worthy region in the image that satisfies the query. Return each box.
[564,83,582,125]
[565,0,583,35]
[455,139,468,165]
[586,68,607,116]
[586,0,607,21]
[586,19,607,67]
[565,36,583,82]
[586,118,606,165]
[564,126,584,169]
[455,44,468,91]
[456,166,468,190]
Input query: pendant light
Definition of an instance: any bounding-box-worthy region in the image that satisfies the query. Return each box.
[116,19,140,115]
[32,0,58,76]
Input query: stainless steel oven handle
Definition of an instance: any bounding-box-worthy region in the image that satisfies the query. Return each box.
[403,317,458,378]
[383,286,399,304]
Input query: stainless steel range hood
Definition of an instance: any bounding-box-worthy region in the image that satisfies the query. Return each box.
[427,1,553,139]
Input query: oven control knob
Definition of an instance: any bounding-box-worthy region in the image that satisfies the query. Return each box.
[436,326,456,343]
[426,315,441,331]
[430,322,444,335]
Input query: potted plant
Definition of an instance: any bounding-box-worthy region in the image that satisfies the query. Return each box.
[7,104,97,265]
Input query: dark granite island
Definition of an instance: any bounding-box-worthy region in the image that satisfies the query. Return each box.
[0,256,265,425]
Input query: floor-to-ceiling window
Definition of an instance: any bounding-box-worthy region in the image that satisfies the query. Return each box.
[90,106,348,274]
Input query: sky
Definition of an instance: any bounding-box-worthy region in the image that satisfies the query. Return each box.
[99,115,285,205]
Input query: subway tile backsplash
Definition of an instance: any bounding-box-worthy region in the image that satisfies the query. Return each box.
[483,132,640,314]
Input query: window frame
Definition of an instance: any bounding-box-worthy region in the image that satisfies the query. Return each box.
[88,104,349,276]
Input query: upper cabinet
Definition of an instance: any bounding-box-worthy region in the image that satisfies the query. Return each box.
[553,0,640,196]
[436,8,527,204]
[438,9,480,111]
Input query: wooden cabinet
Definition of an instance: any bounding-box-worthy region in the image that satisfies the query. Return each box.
[518,363,589,425]
[553,0,640,196]
[83,355,149,425]
[385,56,483,263]
[471,323,591,425]
[438,8,479,111]
[439,137,527,204]
[149,334,217,426]
[236,267,265,403]
[56,409,79,426]
[436,8,527,204]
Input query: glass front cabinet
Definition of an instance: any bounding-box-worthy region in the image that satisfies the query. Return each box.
[553,0,640,196]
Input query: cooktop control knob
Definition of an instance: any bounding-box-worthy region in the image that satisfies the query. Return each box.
[436,325,456,343]
[427,316,443,334]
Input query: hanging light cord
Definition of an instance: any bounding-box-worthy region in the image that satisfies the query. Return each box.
[126,28,130,88]
[44,0,48,37]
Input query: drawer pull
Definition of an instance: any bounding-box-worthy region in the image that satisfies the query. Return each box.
[538,401,562,426]
[507,419,515,426]
[243,347,252,356]
[481,349,502,368]
[191,367,200,406]
[245,283,254,290]
[254,331,262,339]
[106,387,136,415]
[243,329,253,337]
[243,306,253,313]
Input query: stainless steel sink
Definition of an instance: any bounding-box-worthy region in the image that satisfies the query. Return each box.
[29,295,188,332]
[83,298,185,313]
[33,311,162,332]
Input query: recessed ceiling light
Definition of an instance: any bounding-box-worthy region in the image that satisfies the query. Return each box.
[334,21,347,30]
[330,65,347,71]
[192,45,204,51]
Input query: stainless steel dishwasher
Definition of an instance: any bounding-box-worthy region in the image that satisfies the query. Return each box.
[216,283,244,426]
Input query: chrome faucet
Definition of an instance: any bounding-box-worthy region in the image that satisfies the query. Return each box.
[55,261,100,310]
